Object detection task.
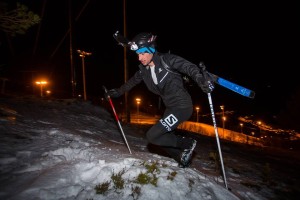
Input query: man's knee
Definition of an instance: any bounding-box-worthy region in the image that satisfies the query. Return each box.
[146,130,158,144]
[146,124,166,144]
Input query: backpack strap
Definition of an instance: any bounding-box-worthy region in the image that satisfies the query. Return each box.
[160,55,190,83]
[160,55,181,75]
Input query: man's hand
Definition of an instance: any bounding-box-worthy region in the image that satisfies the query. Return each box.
[104,89,120,100]
[197,62,215,93]
[199,80,214,93]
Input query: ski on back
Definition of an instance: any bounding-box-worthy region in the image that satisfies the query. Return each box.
[210,74,255,98]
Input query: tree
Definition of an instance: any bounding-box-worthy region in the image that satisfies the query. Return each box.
[0,2,40,37]
[0,2,41,94]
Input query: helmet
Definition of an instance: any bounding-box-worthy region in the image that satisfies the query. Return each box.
[130,32,157,54]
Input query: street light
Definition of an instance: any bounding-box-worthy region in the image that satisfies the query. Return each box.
[222,116,226,138]
[77,49,92,101]
[257,121,262,135]
[220,105,225,138]
[136,98,141,123]
[195,106,200,122]
[240,123,243,134]
[46,90,51,96]
[35,81,47,97]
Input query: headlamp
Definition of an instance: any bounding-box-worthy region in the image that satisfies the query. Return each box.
[130,42,138,51]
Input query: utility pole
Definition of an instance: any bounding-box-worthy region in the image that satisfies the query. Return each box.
[123,0,130,123]
[69,0,76,97]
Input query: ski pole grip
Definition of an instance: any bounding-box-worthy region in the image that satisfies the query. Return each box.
[102,85,110,101]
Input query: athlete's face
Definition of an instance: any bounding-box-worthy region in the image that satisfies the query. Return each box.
[137,52,154,66]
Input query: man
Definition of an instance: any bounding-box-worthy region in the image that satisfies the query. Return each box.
[106,32,215,168]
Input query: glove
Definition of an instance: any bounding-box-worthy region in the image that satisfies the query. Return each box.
[196,75,215,93]
[196,62,215,93]
[104,89,120,100]
[200,79,215,93]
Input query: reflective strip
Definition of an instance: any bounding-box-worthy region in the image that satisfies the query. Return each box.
[160,72,168,83]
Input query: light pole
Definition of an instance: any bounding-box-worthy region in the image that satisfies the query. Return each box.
[77,49,92,101]
[257,121,262,136]
[195,106,200,122]
[240,123,243,134]
[136,98,141,123]
[220,105,225,138]
[35,81,47,97]
[223,116,226,138]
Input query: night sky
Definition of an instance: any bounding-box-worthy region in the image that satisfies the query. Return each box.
[1,0,299,126]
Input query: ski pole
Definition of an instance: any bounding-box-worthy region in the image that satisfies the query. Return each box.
[103,86,132,154]
[207,92,228,189]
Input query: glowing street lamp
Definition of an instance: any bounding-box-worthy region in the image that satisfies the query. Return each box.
[257,121,261,125]
[46,90,51,95]
[77,49,92,101]
[35,81,47,97]
[195,106,200,122]
[136,98,141,123]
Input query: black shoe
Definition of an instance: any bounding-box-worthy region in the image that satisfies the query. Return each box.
[179,139,197,168]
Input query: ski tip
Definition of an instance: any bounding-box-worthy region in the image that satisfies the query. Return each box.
[249,91,255,99]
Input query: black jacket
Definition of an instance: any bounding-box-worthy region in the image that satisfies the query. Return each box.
[116,52,205,109]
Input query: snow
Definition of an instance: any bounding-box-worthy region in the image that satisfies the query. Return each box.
[0,96,298,200]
